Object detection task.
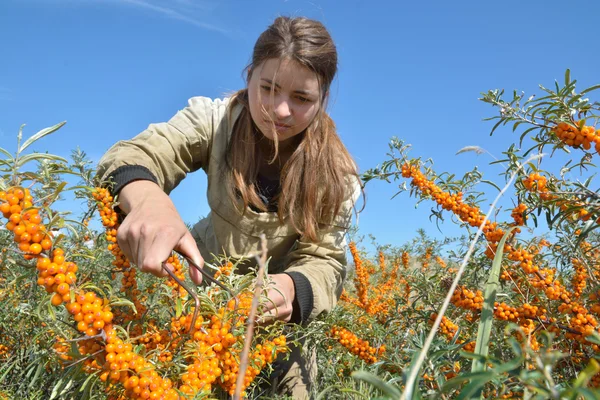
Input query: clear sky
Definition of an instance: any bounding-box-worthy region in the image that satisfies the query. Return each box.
[1,0,599,252]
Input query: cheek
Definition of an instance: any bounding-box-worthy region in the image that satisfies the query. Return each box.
[297,105,319,126]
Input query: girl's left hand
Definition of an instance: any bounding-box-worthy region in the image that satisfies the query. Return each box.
[260,274,296,324]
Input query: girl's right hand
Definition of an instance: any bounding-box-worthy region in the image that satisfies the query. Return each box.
[115,180,204,285]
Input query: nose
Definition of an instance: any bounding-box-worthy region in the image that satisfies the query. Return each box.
[273,97,292,120]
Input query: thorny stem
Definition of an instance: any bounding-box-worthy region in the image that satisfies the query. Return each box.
[234,234,268,400]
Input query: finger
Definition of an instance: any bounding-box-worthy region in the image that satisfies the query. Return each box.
[138,226,177,278]
[116,222,135,268]
[175,232,204,285]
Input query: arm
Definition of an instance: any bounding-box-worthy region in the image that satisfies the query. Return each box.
[263,178,361,324]
[95,97,226,283]
[96,96,224,193]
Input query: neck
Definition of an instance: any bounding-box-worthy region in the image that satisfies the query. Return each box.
[257,136,300,179]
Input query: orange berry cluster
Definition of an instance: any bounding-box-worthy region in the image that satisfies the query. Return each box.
[36,249,78,305]
[1,186,290,399]
[1,187,50,259]
[523,173,551,199]
[346,243,406,319]
[435,256,447,269]
[65,288,114,338]
[378,251,386,277]
[93,188,146,323]
[511,203,528,226]
[213,261,233,279]
[99,326,179,399]
[401,251,409,269]
[422,247,432,271]
[494,302,546,322]
[0,188,179,399]
[328,326,384,364]
[557,302,599,344]
[450,286,484,311]
[339,289,363,309]
[571,257,587,299]
[401,163,506,252]
[588,290,600,315]
[401,163,600,348]
[523,173,595,223]
[349,242,370,310]
[165,254,187,298]
[174,293,287,397]
[0,344,9,359]
[429,314,458,341]
[552,122,600,152]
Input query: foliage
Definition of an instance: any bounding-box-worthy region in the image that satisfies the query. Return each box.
[3,70,600,399]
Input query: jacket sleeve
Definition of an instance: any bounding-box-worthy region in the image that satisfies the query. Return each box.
[95,96,223,194]
[284,178,362,322]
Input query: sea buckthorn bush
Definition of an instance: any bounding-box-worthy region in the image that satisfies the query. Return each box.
[4,70,600,400]
[0,126,288,399]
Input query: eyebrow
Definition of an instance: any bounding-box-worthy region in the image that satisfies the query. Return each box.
[261,78,316,96]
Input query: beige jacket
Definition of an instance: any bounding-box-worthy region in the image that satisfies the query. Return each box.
[97,97,360,321]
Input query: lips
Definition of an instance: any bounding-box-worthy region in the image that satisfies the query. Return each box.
[265,120,291,128]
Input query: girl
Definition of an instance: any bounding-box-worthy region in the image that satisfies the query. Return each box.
[97,16,361,398]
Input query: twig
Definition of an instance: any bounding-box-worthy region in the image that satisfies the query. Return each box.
[233,234,268,400]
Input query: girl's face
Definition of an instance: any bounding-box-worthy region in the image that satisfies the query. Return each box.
[248,58,322,143]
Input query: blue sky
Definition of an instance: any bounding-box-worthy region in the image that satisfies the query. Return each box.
[1,0,600,253]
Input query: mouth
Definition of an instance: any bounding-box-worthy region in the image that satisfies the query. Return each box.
[265,120,292,128]
[266,121,292,132]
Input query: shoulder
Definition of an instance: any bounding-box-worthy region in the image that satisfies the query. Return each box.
[184,96,230,115]
[184,96,243,126]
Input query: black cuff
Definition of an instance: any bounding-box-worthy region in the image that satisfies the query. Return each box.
[284,272,313,325]
[107,165,158,195]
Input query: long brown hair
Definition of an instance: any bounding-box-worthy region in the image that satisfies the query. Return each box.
[224,16,360,242]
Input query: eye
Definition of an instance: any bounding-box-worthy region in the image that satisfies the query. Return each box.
[296,96,313,103]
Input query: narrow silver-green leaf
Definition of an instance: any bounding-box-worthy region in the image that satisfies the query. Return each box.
[351,370,401,398]
[19,121,66,153]
[0,146,13,160]
[16,153,68,168]
[581,84,600,95]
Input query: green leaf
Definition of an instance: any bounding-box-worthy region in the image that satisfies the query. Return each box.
[176,297,183,318]
[19,121,66,153]
[0,146,14,160]
[573,359,600,388]
[443,371,495,391]
[471,226,519,374]
[351,370,401,398]
[49,377,65,399]
[480,180,502,192]
[456,374,496,400]
[489,119,504,136]
[16,153,68,168]
[581,84,600,95]
[27,361,45,389]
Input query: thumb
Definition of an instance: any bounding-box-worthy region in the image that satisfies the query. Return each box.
[176,232,204,285]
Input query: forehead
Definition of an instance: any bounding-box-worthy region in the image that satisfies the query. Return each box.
[258,58,320,93]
